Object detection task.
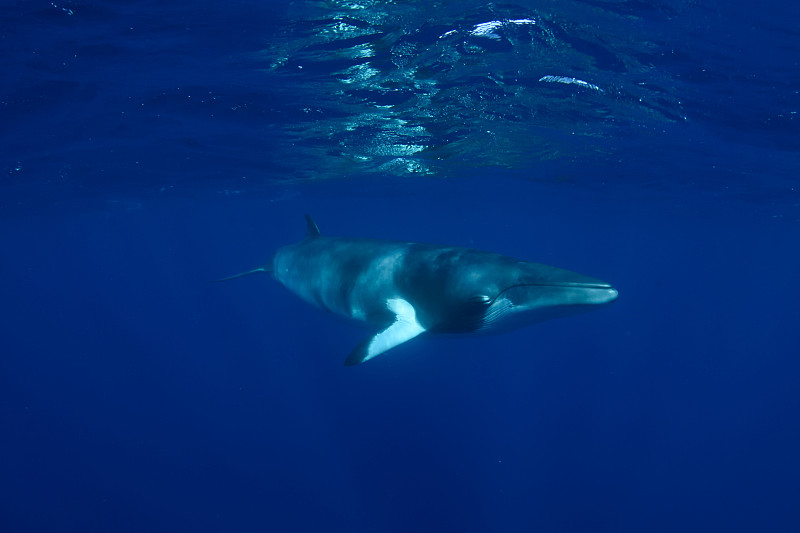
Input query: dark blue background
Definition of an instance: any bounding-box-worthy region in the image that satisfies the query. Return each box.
[2,1,799,531]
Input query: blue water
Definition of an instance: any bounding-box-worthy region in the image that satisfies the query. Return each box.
[1,1,799,531]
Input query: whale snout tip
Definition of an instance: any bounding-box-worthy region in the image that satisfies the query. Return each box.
[580,283,617,305]
[600,286,619,304]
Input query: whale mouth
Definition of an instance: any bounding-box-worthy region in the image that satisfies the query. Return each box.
[496,282,619,306]
[525,281,614,289]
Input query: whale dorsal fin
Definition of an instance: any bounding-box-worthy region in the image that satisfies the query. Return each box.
[304,214,321,239]
[345,298,426,365]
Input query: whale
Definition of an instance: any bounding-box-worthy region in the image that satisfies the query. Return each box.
[215,216,618,365]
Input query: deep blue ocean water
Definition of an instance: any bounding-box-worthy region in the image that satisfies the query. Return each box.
[1,1,799,531]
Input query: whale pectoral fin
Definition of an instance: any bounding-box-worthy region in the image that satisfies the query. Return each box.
[344,298,426,366]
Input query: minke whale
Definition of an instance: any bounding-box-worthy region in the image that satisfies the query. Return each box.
[215,216,618,366]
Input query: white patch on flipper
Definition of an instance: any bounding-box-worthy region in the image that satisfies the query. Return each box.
[363,298,426,362]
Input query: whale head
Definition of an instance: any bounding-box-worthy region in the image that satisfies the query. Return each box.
[403,250,618,334]
[476,262,618,333]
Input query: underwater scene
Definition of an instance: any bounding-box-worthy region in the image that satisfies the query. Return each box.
[1,1,798,531]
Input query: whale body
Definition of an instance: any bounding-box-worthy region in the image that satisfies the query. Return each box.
[216,216,618,365]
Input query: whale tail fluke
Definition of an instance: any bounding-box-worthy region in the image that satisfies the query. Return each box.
[210,266,271,283]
